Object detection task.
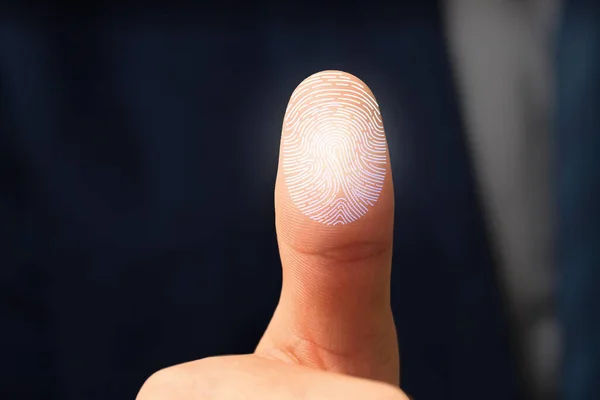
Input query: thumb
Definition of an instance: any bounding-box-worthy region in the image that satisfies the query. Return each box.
[256,70,398,385]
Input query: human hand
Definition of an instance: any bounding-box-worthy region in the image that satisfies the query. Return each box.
[137,70,407,400]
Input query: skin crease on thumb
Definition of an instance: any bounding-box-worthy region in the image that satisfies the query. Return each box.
[258,70,398,385]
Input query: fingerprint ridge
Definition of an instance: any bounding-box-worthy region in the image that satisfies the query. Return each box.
[282,71,387,226]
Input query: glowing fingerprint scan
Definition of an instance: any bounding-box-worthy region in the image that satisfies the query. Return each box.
[282,70,387,225]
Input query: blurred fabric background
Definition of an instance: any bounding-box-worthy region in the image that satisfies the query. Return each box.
[0,1,598,399]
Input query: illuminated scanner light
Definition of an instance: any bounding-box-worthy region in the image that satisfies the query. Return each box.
[282,71,387,226]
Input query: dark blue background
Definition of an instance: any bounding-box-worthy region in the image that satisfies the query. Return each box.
[1,2,598,399]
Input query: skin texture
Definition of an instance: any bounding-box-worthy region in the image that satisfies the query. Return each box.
[281,71,387,225]
[136,71,407,400]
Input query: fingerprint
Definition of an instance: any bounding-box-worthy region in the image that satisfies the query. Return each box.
[282,71,387,226]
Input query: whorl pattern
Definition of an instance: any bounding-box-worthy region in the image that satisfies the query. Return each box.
[282,71,387,225]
